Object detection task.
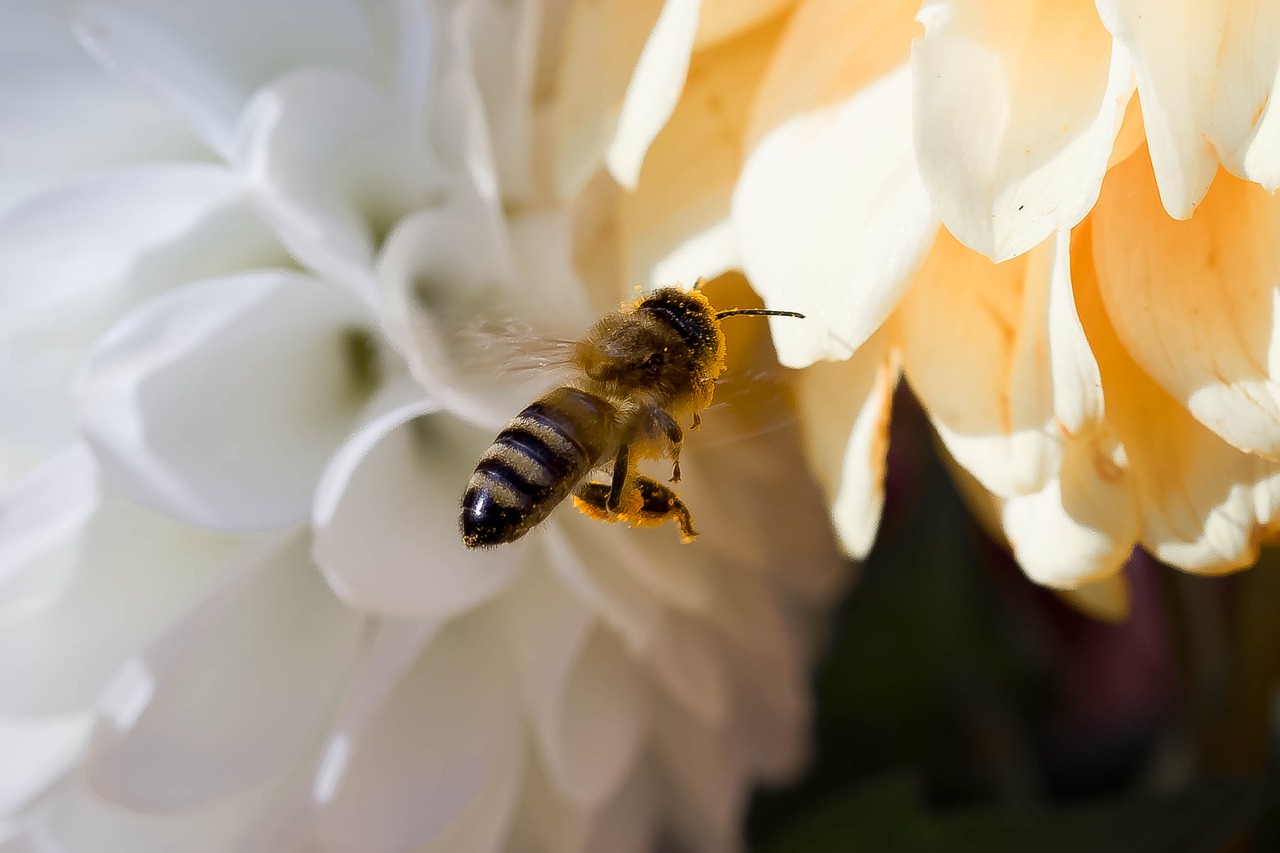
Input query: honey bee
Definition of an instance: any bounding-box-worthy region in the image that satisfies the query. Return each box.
[460,284,803,548]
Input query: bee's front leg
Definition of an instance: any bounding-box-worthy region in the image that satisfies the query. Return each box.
[646,409,684,483]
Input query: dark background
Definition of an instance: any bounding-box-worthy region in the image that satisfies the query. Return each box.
[746,389,1279,853]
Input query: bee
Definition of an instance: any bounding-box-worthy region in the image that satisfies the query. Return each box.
[460,284,803,548]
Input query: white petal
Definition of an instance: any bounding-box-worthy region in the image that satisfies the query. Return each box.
[71,0,390,157]
[913,0,1133,260]
[734,64,938,367]
[0,713,93,815]
[1001,436,1137,588]
[654,699,746,851]
[1096,0,1280,216]
[794,332,899,558]
[0,453,234,717]
[316,608,523,853]
[1092,151,1280,460]
[0,51,207,212]
[235,68,442,298]
[84,532,364,812]
[504,562,650,807]
[0,166,284,450]
[75,271,375,531]
[312,406,522,617]
[899,231,1061,498]
[606,0,702,190]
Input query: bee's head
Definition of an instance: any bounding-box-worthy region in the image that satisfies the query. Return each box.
[577,302,703,398]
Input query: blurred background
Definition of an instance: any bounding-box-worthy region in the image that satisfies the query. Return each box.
[745,389,1279,853]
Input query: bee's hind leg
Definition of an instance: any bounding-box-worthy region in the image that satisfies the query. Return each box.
[630,475,698,543]
[571,476,697,543]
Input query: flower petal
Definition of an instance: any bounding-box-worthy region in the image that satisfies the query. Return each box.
[1058,572,1131,622]
[70,0,390,157]
[316,608,523,853]
[1000,435,1137,588]
[734,64,937,367]
[312,405,523,617]
[0,166,285,450]
[0,451,234,717]
[695,0,795,49]
[1076,220,1280,573]
[1092,148,1280,460]
[553,0,664,198]
[645,616,729,726]
[75,271,375,530]
[1048,229,1105,436]
[84,533,364,812]
[0,713,93,815]
[618,19,779,286]
[235,68,443,298]
[898,230,1061,498]
[913,0,1133,260]
[606,0,702,190]
[1096,0,1280,216]
[794,331,898,558]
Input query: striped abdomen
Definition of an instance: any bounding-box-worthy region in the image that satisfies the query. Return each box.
[461,387,618,547]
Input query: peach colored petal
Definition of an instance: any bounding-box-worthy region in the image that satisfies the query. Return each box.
[1093,147,1280,460]
[694,0,795,49]
[913,0,1133,261]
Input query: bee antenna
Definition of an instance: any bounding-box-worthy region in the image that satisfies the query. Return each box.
[714,308,806,320]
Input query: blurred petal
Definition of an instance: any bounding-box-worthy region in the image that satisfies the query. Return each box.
[734,64,936,367]
[654,699,746,852]
[0,452,234,717]
[913,0,1132,260]
[236,68,442,298]
[75,272,375,530]
[645,616,729,726]
[0,166,284,450]
[1093,148,1280,460]
[899,231,1061,498]
[71,0,390,157]
[0,713,93,814]
[85,533,364,812]
[1096,0,1280,215]
[606,0,702,190]
[1058,572,1132,622]
[695,0,794,49]
[312,405,522,617]
[619,21,778,286]
[316,609,523,853]
[555,0,664,198]
[794,332,898,558]
[1048,229,1105,436]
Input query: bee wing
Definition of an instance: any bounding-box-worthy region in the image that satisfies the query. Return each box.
[697,365,799,446]
[453,316,580,378]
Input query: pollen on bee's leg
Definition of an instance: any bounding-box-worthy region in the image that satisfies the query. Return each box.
[626,475,698,542]
[573,481,643,525]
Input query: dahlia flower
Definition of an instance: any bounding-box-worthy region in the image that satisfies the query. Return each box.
[572,0,1280,613]
[0,1,845,850]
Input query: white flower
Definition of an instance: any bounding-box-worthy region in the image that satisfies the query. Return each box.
[0,1,846,850]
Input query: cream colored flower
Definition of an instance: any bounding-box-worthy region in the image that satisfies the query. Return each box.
[0,1,846,850]
[560,0,1280,615]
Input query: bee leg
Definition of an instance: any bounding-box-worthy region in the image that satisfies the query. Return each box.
[606,443,630,512]
[648,409,684,483]
[632,475,698,542]
[572,482,612,522]
[690,411,702,431]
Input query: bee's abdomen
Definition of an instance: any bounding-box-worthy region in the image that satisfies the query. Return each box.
[461,387,617,547]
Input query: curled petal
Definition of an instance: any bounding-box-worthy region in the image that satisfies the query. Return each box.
[75,272,375,531]
[914,0,1133,260]
[606,0,702,190]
